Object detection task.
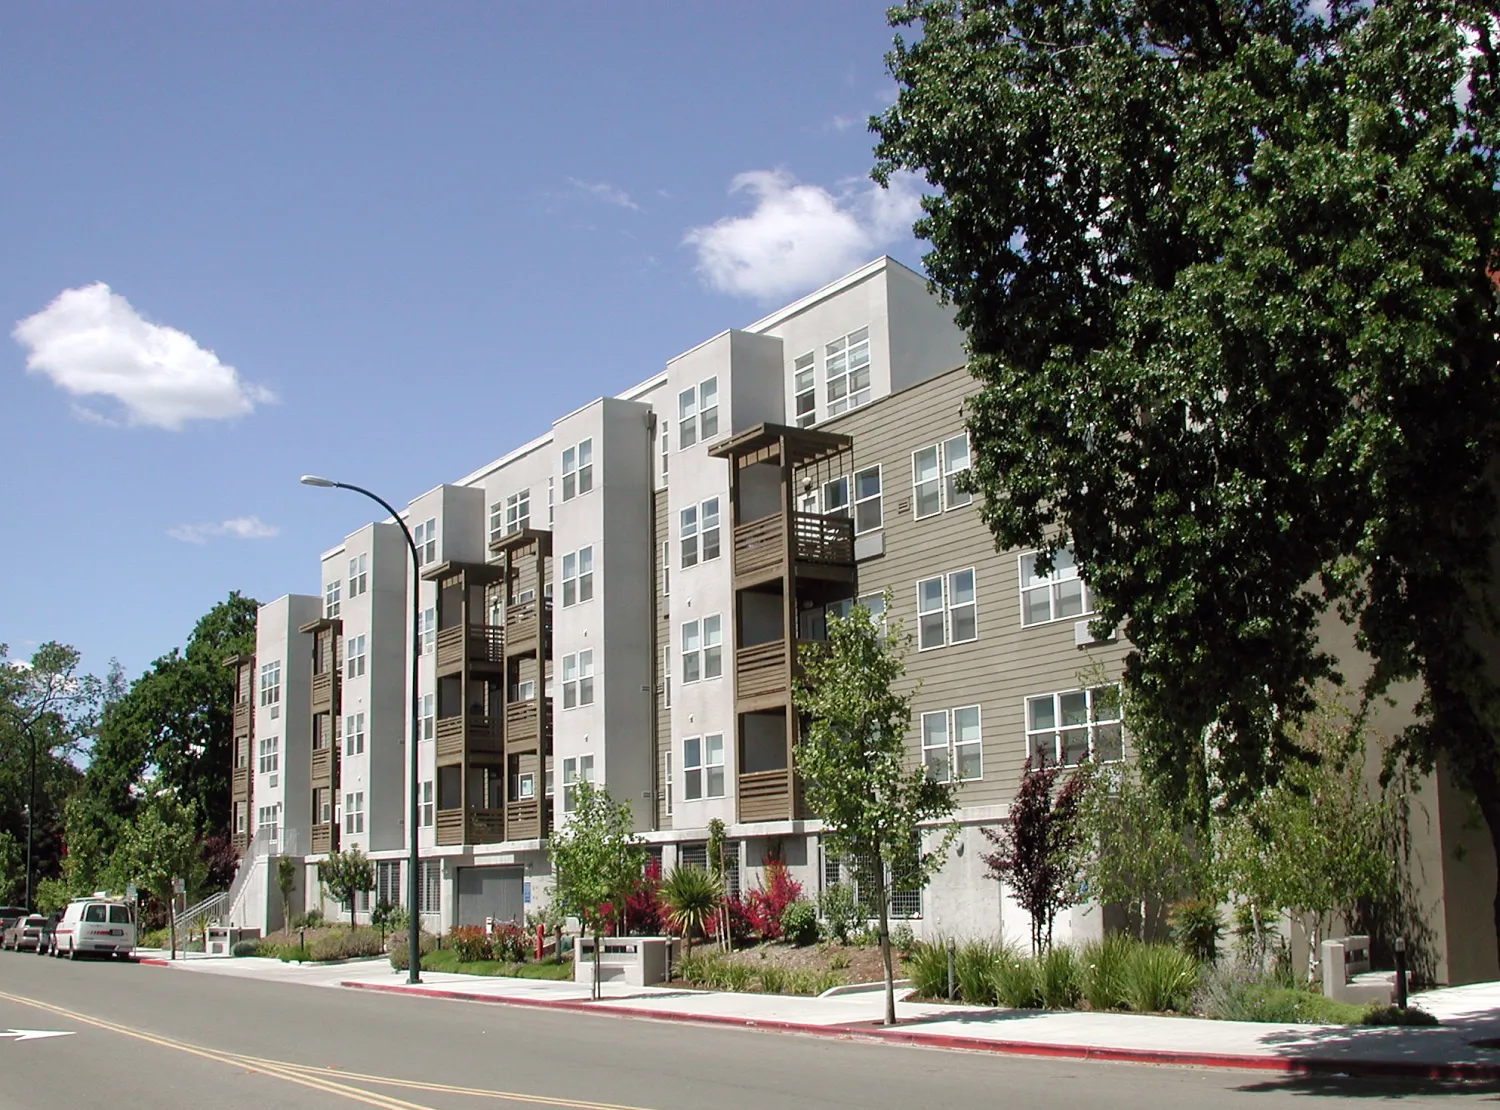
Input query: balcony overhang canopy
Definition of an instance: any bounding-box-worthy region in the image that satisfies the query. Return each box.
[221,652,255,667]
[421,559,507,585]
[706,422,852,469]
[296,617,342,635]
[488,527,554,557]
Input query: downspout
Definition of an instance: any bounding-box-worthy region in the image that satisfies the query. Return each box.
[647,410,661,831]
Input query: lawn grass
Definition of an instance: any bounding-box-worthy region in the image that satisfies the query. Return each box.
[419,948,573,980]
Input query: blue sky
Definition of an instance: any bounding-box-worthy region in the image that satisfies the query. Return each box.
[0,2,930,680]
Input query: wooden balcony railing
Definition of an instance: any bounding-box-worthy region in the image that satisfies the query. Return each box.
[311,822,335,856]
[791,512,854,566]
[435,715,503,761]
[436,624,505,672]
[733,514,785,579]
[232,831,251,855]
[310,746,334,785]
[738,768,793,822]
[436,807,507,846]
[231,767,251,799]
[505,799,547,841]
[233,702,251,735]
[311,671,334,711]
[504,697,551,751]
[736,640,789,702]
[504,601,552,656]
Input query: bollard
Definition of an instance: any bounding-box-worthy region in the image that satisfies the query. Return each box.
[1395,937,1408,1009]
[947,938,956,1002]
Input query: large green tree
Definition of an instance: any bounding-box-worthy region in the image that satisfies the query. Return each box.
[874,0,1500,947]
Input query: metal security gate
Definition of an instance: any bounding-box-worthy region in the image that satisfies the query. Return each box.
[454,865,524,927]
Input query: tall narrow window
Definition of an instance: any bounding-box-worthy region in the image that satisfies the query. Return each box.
[421,693,434,740]
[853,466,882,533]
[948,569,978,643]
[677,377,719,449]
[324,579,341,618]
[681,620,702,683]
[702,614,723,679]
[348,553,368,597]
[561,546,594,607]
[561,439,594,501]
[822,476,849,518]
[662,645,672,709]
[344,792,365,834]
[345,635,367,678]
[680,505,698,567]
[562,651,595,708]
[912,445,942,519]
[793,352,816,427]
[683,737,702,801]
[413,518,437,564]
[921,711,951,782]
[664,750,673,816]
[825,327,871,415]
[943,433,972,508]
[659,420,669,486]
[259,660,282,719]
[421,781,434,827]
[917,577,946,650]
[701,497,720,561]
[1019,548,1092,626]
[661,541,670,598]
[419,607,436,654]
[505,490,530,535]
[343,712,365,756]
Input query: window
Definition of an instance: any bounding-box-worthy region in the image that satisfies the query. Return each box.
[913,433,973,519]
[858,592,887,636]
[548,477,554,525]
[561,438,594,501]
[562,754,595,812]
[1026,686,1124,766]
[421,781,434,827]
[680,615,721,683]
[257,736,279,775]
[413,518,437,564]
[823,475,849,517]
[235,803,247,835]
[376,861,402,908]
[679,497,720,568]
[324,579,341,619]
[344,712,365,756]
[659,420,669,486]
[793,352,816,427]
[916,569,978,650]
[683,733,725,800]
[560,546,594,606]
[421,693,434,740]
[661,541,670,598]
[662,646,672,709]
[418,607,436,654]
[506,490,530,535]
[259,660,281,719]
[921,706,983,783]
[825,327,871,415]
[1019,548,1092,626]
[257,805,280,841]
[345,635,367,678]
[313,788,331,826]
[677,377,719,449]
[663,751,673,816]
[562,651,595,708]
[853,467,882,533]
[348,553,368,598]
[511,770,536,801]
[418,859,441,915]
[344,791,365,835]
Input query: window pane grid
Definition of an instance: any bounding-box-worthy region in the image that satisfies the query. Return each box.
[1025,686,1124,766]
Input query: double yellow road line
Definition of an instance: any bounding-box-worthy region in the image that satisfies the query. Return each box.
[0,989,657,1110]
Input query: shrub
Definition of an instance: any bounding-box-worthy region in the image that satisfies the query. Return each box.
[785,969,819,995]
[703,893,755,944]
[388,930,437,971]
[955,939,1004,1005]
[309,932,349,962]
[448,925,492,963]
[622,856,664,937]
[992,952,1042,1009]
[141,928,170,950]
[746,861,803,940]
[677,953,722,987]
[659,866,722,957]
[231,940,261,958]
[780,901,819,946]
[371,902,408,941]
[758,965,787,994]
[810,969,846,995]
[905,941,952,999]
[491,923,527,963]
[342,929,386,959]
[278,945,313,963]
[828,950,851,971]
[1080,934,1133,1011]
[1169,899,1223,963]
[1121,944,1198,1013]
[1038,945,1081,1009]
[713,962,755,992]
[817,883,861,945]
[890,923,918,958]
[1363,1005,1439,1027]
[290,910,325,929]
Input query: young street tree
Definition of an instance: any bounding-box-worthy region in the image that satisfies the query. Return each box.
[318,847,375,927]
[547,781,645,999]
[115,792,204,960]
[874,1,1500,944]
[795,601,957,1025]
[981,760,1085,954]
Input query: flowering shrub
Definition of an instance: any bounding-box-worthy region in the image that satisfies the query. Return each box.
[622,856,664,936]
[703,892,755,942]
[448,925,492,962]
[491,922,527,962]
[746,861,803,940]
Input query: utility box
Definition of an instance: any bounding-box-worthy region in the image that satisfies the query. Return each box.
[205,926,261,956]
[573,936,675,987]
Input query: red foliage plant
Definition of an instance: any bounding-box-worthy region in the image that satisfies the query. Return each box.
[621,855,664,936]
[746,860,803,940]
[703,892,755,942]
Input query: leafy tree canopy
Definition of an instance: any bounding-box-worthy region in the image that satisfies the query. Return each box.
[874,0,1500,938]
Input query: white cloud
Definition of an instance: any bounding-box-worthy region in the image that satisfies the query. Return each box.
[168,516,279,545]
[684,170,925,301]
[565,177,640,211]
[12,282,274,430]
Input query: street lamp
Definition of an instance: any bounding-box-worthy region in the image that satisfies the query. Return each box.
[301,474,424,984]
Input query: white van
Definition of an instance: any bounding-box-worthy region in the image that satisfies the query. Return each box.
[52,898,136,959]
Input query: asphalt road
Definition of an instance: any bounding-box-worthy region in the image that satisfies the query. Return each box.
[0,952,1491,1109]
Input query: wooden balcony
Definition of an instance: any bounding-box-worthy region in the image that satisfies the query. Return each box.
[738,768,800,823]
[503,601,551,658]
[233,701,251,735]
[504,697,551,753]
[505,799,547,841]
[435,807,507,847]
[311,671,334,713]
[231,767,251,800]
[732,512,854,586]
[435,715,503,763]
[311,822,336,856]
[310,746,334,787]
[232,831,250,855]
[435,624,505,676]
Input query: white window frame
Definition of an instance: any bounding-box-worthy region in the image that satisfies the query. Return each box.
[920,705,983,784]
[912,431,973,519]
[345,634,367,678]
[682,733,725,800]
[1018,548,1094,627]
[348,553,368,597]
[659,419,669,486]
[419,606,436,654]
[324,579,341,618]
[677,377,719,450]
[506,490,530,535]
[343,711,365,757]
[561,438,594,501]
[915,569,978,651]
[257,735,280,775]
[421,693,434,741]
[681,615,722,684]
[421,780,434,828]
[679,497,720,568]
[259,660,281,719]
[561,650,595,709]
[1025,686,1124,767]
[664,750,673,816]
[661,541,670,598]
[560,546,594,607]
[825,327,871,415]
[662,645,672,709]
[793,352,816,427]
[413,518,437,565]
[858,592,888,637]
[344,791,365,835]
[562,754,595,813]
[853,466,882,534]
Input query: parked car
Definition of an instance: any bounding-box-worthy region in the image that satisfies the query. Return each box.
[0,906,27,943]
[2,914,47,953]
[52,898,136,959]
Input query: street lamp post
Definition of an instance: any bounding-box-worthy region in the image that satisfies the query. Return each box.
[301,475,424,984]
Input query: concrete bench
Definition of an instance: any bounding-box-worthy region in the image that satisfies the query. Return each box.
[1321,935,1395,1005]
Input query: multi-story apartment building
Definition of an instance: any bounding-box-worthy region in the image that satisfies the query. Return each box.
[226,256,1495,985]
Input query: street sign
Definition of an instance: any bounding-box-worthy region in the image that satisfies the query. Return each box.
[125,883,137,901]
[0,1030,75,1042]
[172,878,185,895]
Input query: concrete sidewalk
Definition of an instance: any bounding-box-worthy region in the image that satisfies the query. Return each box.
[136,950,1500,1080]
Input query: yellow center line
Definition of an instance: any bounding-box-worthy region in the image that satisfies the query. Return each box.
[0,988,662,1110]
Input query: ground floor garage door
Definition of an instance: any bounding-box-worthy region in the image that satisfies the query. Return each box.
[455,865,524,927]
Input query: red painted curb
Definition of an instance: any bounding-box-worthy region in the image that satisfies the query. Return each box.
[137,958,169,966]
[338,981,1500,1082]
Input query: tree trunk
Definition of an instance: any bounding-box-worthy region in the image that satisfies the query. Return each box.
[592,927,602,1000]
[1463,756,1500,963]
[873,864,896,1026]
[168,894,177,961]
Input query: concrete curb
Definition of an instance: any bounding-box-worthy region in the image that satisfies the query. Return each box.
[337,979,1500,1082]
